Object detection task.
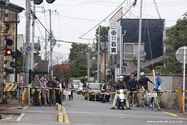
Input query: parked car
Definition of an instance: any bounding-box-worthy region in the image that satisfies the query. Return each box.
[77,83,83,94]
[72,80,81,89]
[84,83,110,102]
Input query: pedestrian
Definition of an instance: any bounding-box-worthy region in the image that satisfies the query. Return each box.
[41,77,48,106]
[68,79,74,100]
[55,78,62,105]
[47,76,57,106]
[101,80,106,103]
[61,78,66,88]
[127,74,139,107]
[61,78,66,100]
[150,72,162,109]
[30,75,41,106]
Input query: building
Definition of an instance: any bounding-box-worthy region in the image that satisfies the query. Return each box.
[0,1,24,97]
[99,42,111,84]
[108,19,164,83]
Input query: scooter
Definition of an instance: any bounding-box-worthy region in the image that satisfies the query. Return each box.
[116,89,128,110]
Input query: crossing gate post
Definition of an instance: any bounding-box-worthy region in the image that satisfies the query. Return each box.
[178,87,183,113]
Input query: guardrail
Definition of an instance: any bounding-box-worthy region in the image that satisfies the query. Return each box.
[21,86,187,113]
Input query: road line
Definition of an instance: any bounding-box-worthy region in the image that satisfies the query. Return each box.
[162,111,178,117]
[16,113,25,121]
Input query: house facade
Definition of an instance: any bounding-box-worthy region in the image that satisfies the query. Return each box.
[108,19,165,83]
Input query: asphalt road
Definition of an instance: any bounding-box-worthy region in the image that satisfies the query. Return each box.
[63,93,187,125]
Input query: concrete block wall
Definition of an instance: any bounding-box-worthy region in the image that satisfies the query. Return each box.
[146,74,187,109]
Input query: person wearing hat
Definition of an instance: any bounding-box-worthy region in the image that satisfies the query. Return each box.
[150,72,162,108]
[30,75,41,106]
[101,80,106,103]
[111,76,129,109]
[47,76,57,106]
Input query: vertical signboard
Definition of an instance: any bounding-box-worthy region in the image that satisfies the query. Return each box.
[110,22,118,55]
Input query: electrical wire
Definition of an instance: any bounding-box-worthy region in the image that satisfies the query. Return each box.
[56,14,101,22]
[144,0,154,68]
[79,0,127,40]
[54,13,83,34]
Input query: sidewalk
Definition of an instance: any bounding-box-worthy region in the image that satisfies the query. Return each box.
[0,105,66,125]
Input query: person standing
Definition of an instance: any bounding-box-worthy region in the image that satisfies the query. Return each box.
[68,79,74,100]
[127,74,139,107]
[47,76,57,106]
[41,77,48,106]
[150,72,162,108]
[30,75,41,106]
[61,78,66,88]
[55,78,62,105]
[101,80,106,103]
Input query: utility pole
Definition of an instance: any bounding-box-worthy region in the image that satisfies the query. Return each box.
[25,0,31,86]
[31,1,35,73]
[137,0,143,81]
[87,50,90,81]
[44,30,47,60]
[49,9,53,78]
[104,41,106,83]
[97,26,100,83]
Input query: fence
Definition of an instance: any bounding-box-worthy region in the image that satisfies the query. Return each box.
[21,86,187,113]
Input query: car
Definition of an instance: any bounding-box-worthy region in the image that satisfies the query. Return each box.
[72,80,81,89]
[77,83,83,94]
[84,83,110,102]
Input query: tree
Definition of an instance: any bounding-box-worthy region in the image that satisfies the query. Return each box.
[95,25,109,50]
[161,12,187,74]
[69,43,88,62]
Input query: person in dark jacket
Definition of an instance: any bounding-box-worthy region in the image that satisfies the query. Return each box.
[47,76,57,106]
[139,72,154,99]
[111,76,129,109]
[127,74,139,107]
[139,72,153,91]
[55,78,62,105]
[30,75,41,106]
[101,80,106,103]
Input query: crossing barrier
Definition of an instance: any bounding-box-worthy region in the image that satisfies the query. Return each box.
[22,86,187,112]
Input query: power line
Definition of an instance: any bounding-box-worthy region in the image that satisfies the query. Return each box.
[54,13,83,34]
[79,0,127,40]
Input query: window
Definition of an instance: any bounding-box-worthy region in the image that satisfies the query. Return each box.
[124,43,145,60]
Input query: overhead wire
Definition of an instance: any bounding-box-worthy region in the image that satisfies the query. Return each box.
[144,0,154,68]
[79,0,127,40]
[54,13,84,35]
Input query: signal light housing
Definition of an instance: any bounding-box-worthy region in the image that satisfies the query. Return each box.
[5,49,12,56]
[46,0,55,3]
[6,39,13,46]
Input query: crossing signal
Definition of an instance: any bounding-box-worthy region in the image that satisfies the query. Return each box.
[6,39,13,46]
[4,68,14,74]
[5,49,12,56]
[34,0,55,5]
[46,0,55,3]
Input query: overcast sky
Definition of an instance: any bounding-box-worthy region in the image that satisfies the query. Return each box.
[9,0,187,62]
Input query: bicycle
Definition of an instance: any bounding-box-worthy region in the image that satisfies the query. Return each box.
[128,92,139,107]
[142,89,163,111]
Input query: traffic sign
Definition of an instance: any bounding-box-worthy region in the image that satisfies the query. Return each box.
[49,66,53,70]
[25,45,32,53]
[176,46,187,64]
